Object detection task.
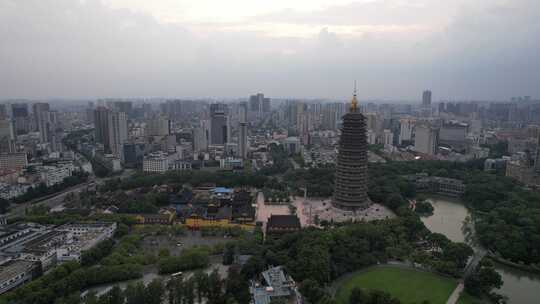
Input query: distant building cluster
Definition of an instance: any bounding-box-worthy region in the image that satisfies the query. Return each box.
[0,221,116,294]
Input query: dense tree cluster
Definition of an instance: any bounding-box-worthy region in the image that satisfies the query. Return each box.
[70,266,249,304]
[367,160,540,265]
[81,239,115,266]
[242,216,472,304]
[2,261,142,304]
[259,143,293,175]
[99,170,268,193]
[158,247,210,274]
[12,171,89,204]
[465,259,503,303]
[414,200,434,216]
[283,167,334,197]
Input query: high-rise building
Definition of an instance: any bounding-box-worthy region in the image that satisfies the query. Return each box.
[113,101,133,116]
[534,134,540,173]
[322,104,337,131]
[333,90,369,211]
[0,153,28,172]
[0,119,15,153]
[422,90,432,108]
[399,118,415,145]
[239,102,248,123]
[94,107,110,145]
[296,103,310,144]
[107,111,128,158]
[210,103,229,145]
[414,124,438,155]
[0,104,7,119]
[262,97,271,113]
[239,122,248,159]
[146,116,171,136]
[11,104,29,135]
[94,107,127,158]
[249,93,271,116]
[33,103,52,143]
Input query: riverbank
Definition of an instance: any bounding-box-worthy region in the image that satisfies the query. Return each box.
[422,195,540,304]
[487,255,540,275]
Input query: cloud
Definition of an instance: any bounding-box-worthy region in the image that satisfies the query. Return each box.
[0,0,539,100]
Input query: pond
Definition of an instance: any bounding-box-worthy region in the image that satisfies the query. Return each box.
[420,196,540,304]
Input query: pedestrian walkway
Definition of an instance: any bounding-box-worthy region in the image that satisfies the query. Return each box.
[446,282,463,304]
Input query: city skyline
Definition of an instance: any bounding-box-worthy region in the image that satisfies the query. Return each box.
[2,0,539,100]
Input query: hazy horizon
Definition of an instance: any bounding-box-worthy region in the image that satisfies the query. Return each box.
[2,0,539,101]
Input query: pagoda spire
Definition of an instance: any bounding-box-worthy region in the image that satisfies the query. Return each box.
[350,81,359,112]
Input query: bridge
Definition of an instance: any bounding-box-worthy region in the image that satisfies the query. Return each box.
[446,248,487,304]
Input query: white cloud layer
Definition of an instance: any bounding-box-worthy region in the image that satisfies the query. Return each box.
[1,0,539,100]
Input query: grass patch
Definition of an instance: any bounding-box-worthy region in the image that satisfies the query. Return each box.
[335,266,457,304]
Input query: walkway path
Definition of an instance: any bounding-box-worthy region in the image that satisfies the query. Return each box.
[446,282,463,304]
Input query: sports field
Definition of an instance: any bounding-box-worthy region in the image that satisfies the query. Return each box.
[334,266,458,304]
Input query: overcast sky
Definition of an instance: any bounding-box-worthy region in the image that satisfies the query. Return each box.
[1,0,539,101]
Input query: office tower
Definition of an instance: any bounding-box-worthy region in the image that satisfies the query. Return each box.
[0,119,15,153]
[239,122,248,159]
[147,116,171,136]
[422,90,432,108]
[94,107,110,145]
[33,103,51,143]
[123,142,145,168]
[249,93,263,112]
[399,118,415,145]
[414,124,438,155]
[210,103,229,145]
[11,103,29,135]
[249,93,271,116]
[333,90,369,211]
[108,111,127,158]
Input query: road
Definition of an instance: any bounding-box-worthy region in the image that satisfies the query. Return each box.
[7,181,94,218]
[7,169,135,219]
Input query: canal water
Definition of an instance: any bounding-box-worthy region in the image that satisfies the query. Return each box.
[420,196,540,304]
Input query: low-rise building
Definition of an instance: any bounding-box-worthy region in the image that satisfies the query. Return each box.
[406,174,466,197]
[0,260,39,295]
[39,163,74,187]
[266,215,301,236]
[56,222,117,262]
[250,266,302,304]
[134,213,176,225]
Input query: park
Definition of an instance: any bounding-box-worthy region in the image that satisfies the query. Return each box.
[334,266,474,304]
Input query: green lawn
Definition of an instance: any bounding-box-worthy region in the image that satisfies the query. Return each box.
[335,266,458,304]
